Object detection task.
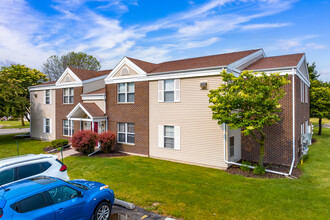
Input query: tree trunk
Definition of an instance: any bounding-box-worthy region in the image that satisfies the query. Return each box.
[250,130,266,167]
[318,118,322,135]
[21,116,25,126]
[258,131,266,167]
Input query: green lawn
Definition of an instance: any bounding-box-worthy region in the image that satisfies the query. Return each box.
[0,130,328,219]
[64,127,330,220]
[0,120,30,129]
[0,134,50,158]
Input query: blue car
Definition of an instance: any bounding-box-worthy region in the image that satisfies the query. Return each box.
[0,176,115,220]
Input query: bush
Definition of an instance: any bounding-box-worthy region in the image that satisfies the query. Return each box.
[71,130,98,155]
[99,131,116,154]
[51,139,69,148]
[240,161,252,173]
[253,165,266,176]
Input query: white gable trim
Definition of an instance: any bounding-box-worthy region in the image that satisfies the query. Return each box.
[105,57,147,84]
[56,68,82,86]
[66,103,93,120]
[227,49,265,72]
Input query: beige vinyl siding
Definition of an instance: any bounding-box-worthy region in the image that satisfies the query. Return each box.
[228,128,241,162]
[30,90,56,140]
[83,100,105,113]
[83,79,105,94]
[59,72,77,83]
[149,75,228,169]
[113,64,138,78]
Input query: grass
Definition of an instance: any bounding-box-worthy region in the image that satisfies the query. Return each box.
[0,130,328,219]
[0,120,30,129]
[63,127,330,220]
[0,134,50,158]
[310,118,330,125]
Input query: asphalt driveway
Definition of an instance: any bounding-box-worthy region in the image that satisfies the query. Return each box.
[0,128,30,135]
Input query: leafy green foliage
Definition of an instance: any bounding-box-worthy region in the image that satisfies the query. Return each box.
[307,62,320,81]
[240,160,252,172]
[0,64,47,125]
[253,165,266,175]
[51,139,69,148]
[43,51,101,80]
[208,70,290,167]
[310,80,330,135]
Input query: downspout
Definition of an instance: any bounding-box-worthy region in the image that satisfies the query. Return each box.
[289,69,296,175]
[222,69,291,176]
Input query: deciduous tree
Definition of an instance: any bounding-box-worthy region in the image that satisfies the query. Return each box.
[0,64,47,126]
[310,80,330,135]
[208,71,290,169]
[42,51,101,81]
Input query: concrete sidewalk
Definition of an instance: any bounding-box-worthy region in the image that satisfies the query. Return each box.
[0,128,30,135]
[56,148,79,159]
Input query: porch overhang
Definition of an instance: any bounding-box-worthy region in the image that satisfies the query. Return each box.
[66,103,107,121]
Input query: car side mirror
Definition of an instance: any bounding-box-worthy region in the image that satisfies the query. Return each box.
[77,191,83,198]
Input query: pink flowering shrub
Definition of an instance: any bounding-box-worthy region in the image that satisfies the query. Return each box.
[99,131,116,153]
[71,130,98,155]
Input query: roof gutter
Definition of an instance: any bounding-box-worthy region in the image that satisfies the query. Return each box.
[146,65,227,76]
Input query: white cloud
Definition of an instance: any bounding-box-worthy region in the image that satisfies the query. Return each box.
[241,23,291,30]
[0,0,300,71]
[305,43,327,50]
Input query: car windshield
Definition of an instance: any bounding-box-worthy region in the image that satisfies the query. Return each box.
[66,181,89,190]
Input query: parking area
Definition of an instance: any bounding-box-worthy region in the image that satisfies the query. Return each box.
[111,205,168,220]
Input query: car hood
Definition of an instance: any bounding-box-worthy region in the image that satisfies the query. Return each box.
[70,179,105,190]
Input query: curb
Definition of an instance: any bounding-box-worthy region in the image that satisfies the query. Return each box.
[114,199,136,210]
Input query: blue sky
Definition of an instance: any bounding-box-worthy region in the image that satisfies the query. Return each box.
[0,0,329,81]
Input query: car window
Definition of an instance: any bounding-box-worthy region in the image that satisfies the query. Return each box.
[0,168,15,185]
[17,163,42,180]
[40,162,51,172]
[47,186,79,204]
[19,193,47,213]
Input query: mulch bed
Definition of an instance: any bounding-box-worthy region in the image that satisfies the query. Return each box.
[225,163,303,179]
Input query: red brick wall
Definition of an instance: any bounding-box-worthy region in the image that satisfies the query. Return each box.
[55,87,83,140]
[105,82,149,156]
[241,75,310,166]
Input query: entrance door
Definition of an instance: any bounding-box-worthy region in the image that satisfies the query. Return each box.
[94,122,98,133]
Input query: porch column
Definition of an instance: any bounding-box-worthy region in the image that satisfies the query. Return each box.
[80,120,82,131]
[70,119,73,137]
[92,119,94,132]
[105,119,108,132]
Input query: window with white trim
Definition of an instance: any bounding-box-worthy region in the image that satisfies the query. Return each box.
[43,118,51,134]
[158,79,180,103]
[121,67,129,75]
[229,136,234,157]
[300,80,304,103]
[117,83,135,103]
[63,88,74,104]
[44,90,50,104]
[63,120,74,136]
[301,123,305,135]
[158,125,180,150]
[305,84,308,103]
[164,126,175,149]
[117,123,135,144]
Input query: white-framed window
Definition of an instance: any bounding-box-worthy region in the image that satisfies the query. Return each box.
[44,90,51,104]
[301,123,305,135]
[305,84,308,103]
[158,79,180,103]
[121,67,129,75]
[229,136,234,157]
[117,83,135,103]
[43,118,51,134]
[117,123,135,144]
[63,88,74,104]
[300,80,304,103]
[158,125,180,150]
[63,120,74,136]
[305,120,309,134]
